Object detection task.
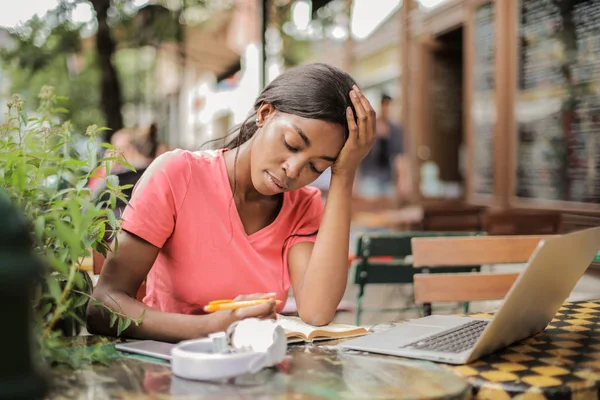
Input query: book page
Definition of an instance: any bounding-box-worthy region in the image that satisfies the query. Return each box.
[276,315,367,341]
[313,323,366,333]
[276,316,315,339]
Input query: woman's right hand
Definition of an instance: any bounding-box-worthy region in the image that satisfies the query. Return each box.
[210,292,278,332]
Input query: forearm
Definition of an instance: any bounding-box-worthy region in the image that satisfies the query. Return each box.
[86,289,228,342]
[296,173,354,325]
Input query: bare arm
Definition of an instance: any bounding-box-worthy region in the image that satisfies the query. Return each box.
[288,85,376,326]
[86,231,276,342]
[288,174,354,326]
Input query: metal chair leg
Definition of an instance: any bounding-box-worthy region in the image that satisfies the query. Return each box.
[423,303,432,316]
[356,281,366,326]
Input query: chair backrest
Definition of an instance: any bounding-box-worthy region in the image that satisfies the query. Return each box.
[410,235,551,304]
[353,231,482,285]
[482,210,561,235]
[355,231,483,259]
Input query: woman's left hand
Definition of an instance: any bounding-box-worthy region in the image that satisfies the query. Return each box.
[331,85,377,177]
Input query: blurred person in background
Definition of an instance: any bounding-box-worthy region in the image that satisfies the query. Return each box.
[91,123,160,214]
[356,94,404,198]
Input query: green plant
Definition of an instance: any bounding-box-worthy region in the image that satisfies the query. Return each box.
[0,86,142,367]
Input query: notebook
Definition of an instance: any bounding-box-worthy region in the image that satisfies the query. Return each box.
[275,315,369,343]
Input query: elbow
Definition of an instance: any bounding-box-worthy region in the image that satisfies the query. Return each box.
[85,301,104,335]
[298,309,335,327]
[85,289,112,335]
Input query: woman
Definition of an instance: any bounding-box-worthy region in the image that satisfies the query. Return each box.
[86,63,376,342]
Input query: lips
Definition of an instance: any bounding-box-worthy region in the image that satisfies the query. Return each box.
[266,172,287,192]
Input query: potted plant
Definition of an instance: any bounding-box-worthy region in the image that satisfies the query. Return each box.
[0,86,143,369]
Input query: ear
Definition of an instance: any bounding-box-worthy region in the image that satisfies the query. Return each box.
[256,103,276,126]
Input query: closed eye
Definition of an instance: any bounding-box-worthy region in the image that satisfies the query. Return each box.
[285,138,323,174]
[284,140,298,152]
[309,163,323,174]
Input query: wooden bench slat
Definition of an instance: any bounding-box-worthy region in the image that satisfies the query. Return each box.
[411,235,552,267]
[413,273,520,303]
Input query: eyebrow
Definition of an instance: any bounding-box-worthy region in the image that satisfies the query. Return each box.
[291,123,310,146]
[290,123,337,162]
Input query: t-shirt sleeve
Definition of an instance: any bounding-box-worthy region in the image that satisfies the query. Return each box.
[120,150,191,248]
[285,189,325,249]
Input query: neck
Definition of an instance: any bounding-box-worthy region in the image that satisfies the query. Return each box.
[223,139,269,202]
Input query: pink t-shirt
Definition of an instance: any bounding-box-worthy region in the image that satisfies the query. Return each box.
[120,149,324,315]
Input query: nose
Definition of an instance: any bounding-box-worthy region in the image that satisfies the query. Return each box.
[283,157,303,180]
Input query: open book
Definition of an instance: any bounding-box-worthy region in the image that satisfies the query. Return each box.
[275,315,369,343]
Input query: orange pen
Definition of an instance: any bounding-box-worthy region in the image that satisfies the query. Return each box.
[203,299,281,313]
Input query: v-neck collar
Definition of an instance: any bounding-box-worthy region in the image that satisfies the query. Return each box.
[218,149,289,242]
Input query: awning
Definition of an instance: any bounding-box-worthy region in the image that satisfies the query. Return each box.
[155,6,241,81]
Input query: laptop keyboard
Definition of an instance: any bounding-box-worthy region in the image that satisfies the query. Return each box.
[403,320,490,354]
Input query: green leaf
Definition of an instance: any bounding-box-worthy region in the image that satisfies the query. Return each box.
[51,188,80,199]
[54,219,82,260]
[91,299,103,307]
[113,236,120,253]
[34,216,45,239]
[94,223,106,244]
[110,313,118,328]
[97,241,110,257]
[100,143,117,150]
[20,109,28,125]
[73,294,89,308]
[66,310,86,327]
[38,302,53,317]
[106,174,119,189]
[46,277,62,300]
[45,252,68,275]
[76,178,88,190]
[73,273,84,290]
[87,147,97,171]
[106,209,117,230]
[117,317,132,336]
[118,161,136,172]
[115,193,129,205]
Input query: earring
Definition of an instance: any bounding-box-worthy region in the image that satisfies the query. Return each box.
[255,118,261,127]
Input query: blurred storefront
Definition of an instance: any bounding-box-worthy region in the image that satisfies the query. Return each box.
[163,0,600,215]
[404,0,600,214]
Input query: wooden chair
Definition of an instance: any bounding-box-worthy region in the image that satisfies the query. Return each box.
[482,210,561,235]
[411,235,551,315]
[353,231,483,325]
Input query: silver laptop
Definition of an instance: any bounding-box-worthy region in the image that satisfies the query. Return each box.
[340,227,600,364]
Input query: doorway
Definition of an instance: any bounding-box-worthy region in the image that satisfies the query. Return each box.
[420,26,464,200]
